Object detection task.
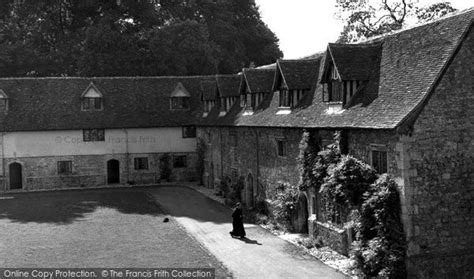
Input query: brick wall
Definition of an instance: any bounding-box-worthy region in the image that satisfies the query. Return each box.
[403,29,474,278]
[0,152,197,191]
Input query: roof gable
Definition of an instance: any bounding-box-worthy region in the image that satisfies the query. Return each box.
[200,80,217,101]
[81,82,103,98]
[170,82,191,97]
[243,68,274,93]
[275,59,321,90]
[216,74,241,97]
[0,89,8,99]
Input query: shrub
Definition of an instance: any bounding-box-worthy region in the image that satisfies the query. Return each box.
[270,182,300,231]
[298,130,320,191]
[352,174,406,278]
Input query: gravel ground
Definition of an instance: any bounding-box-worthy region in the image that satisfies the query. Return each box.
[0,188,230,278]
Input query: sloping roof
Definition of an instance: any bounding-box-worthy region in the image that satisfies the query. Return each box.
[0,89,8,98]
[200,80,217,101]
[170,82,191,97]
[325,43,382,81]
[0,76,214,132]
[276,59,321,90]
[216,74,241,97]
[243,68,275,93]
[200,8,474,129]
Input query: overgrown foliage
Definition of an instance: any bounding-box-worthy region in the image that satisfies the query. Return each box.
[297,131,406,278]
[353,175,406,278]
[0,0,282,77]
[270,181,300,231]
[336,0,458,43]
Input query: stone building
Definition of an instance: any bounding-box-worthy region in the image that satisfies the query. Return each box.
[197,9,474,278]
[0,76,212,190]
[0,7,472,278]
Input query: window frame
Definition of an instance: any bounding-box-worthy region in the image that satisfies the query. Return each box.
[83,129,105,142]
[134,157,149,170]
[57,160,72,175]
[82,97,103,111]
[276,139,288,157]
[370,144,388,174]
[182,126,196,138]
[170,97,190,110]
[173,155,187,168]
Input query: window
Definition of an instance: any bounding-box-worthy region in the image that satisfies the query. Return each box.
[279,89,290,107]
[173,155,187,168]
[170,97,189,110]
[182,126,196,138]
[83,129,105,142]
[134,157,149,170]
[57,161,72,174]
[82,97,103,110]
[371,149,388,174]
[312,196,317,215]
[277,140,287,157]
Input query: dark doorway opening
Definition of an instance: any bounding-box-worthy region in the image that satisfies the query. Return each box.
[107,159,120,184]
[9,163,22,190]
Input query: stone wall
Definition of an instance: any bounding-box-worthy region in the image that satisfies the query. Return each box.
[0,152,197,191]
[402,29,474,278]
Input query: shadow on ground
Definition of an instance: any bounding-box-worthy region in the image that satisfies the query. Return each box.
[0,188,163,224]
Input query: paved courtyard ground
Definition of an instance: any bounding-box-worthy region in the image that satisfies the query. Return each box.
[0,188,229,277]
[147,186,347,279]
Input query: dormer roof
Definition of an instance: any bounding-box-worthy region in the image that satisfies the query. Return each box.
[170,82,191,97]
[273,59,321,91]
[216,74,241,97]
[323,43,382,82]
[242,68,274,93]
[200,80,217,101]
[81,82,103,98]
[0,89,8,99]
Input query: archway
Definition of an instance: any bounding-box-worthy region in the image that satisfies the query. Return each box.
[9,162,22,190]
[246,173,254,207]
[107,159,120,184]
[294,194,309,233]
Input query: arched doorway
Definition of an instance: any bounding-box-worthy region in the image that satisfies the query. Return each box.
[293,194,309,233]
[107,159,120,184]
[9,162,22,190]
[246,173,254,207]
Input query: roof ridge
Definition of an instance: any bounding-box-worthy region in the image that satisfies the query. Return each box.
[361,7,474,43]
[0,75,217,80]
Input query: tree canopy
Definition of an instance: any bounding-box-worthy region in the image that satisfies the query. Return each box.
[0,0,282,77]
[336,0,458,43]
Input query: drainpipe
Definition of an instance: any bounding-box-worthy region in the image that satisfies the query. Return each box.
[123,129,130,183]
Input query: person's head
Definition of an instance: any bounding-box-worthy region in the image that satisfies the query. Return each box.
[235,202,241,209]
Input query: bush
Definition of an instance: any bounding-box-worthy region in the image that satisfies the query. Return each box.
[270,182,300,231]
[352,174,406,278]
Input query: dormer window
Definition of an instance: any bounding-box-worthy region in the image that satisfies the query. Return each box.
[170,82,190,110]
[0,89,9,113]
[81,83,103,111]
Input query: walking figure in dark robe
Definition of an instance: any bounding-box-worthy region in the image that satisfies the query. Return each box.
[230,202,246,238]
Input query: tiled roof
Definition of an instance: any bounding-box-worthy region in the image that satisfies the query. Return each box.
[200,80,217,101]
[0,76,213,132]
[275,59,321,90]
[216,74,241,97]
[242,68,274,93]
[200,8,474,129]
[326,43,382,81]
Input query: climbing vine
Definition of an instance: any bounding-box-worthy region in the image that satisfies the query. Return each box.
[297,131,406,278]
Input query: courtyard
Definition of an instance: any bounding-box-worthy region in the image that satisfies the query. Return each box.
[0,186,347,278]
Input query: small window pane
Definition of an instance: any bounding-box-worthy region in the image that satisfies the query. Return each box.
[182,126,196,138]
[58,161,72,174]
[277,140,287,157]
[173,155,187,168]
[83,129,105,142]
[134,157,149,170]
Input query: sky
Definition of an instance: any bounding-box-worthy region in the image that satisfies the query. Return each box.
[255,0,474,59]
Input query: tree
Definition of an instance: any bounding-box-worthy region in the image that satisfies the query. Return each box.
[336,0,458,43]
[0,0,282,77]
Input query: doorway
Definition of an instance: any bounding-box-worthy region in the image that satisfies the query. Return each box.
[107,159,120,184]
[9,162,22,190]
